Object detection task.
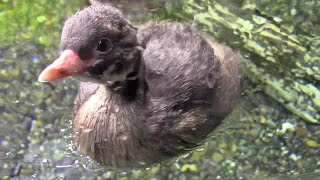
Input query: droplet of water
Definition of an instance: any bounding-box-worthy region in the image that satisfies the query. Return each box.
[117,133,128,141]
[138,161,146,166]
[1,140,9,146]
[113,105,120,113]
[5,152,12,157]
[32,56,40,63]
[290,8,297,16]
[41,159,49,164]
[83,128,92,133]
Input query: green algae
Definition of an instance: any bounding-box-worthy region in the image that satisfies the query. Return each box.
[157,0,319,124]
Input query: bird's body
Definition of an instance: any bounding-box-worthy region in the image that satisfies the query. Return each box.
[38,5,242,168]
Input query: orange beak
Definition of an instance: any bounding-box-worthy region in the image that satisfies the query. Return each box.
[38,50,93,82]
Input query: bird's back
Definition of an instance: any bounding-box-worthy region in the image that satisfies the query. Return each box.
[136,22,242,156]
[138,22,220,110]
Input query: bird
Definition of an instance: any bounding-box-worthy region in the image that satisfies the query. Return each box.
[38,4,242,168]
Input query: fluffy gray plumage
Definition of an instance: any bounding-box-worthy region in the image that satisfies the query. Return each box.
[60,4,243,167]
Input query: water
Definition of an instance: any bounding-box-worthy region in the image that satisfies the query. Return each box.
[0,0,319,179]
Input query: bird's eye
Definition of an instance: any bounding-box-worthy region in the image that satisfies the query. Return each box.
[97,38,112,53]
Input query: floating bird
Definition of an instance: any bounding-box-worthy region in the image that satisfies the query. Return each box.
[38,4,242,168]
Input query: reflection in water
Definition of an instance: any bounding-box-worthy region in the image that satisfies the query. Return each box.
[90,0,167,20]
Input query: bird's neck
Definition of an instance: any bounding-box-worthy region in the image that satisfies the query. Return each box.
[105,46,146,101]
